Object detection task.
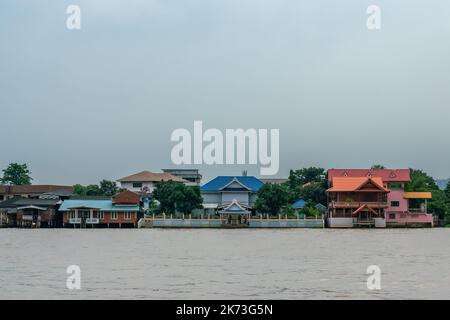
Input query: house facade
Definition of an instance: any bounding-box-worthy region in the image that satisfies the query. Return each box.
[59,191,141,228]
[200,176,264,224]
[117,170,187,194]
[0,197,62,228]
[327,169,433,228]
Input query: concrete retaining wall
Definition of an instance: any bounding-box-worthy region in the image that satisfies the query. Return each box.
[327,218,354,228]
[249,220,323,228]
[152,219,222,228]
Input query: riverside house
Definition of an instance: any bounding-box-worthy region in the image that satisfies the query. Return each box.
[60,191,141,228]
[200,176,264,226]
[327,169,434,228]
[0,187,72,228]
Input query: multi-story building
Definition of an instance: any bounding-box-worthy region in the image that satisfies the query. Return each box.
[200,176,264,226]
[327,169,433,228]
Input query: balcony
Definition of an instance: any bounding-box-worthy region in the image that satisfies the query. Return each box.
[330,201,388,209]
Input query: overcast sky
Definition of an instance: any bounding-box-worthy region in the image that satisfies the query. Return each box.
[1,0,450,184]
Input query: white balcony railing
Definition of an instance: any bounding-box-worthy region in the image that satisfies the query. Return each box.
[69,218,81,224]
[86,218,99,224]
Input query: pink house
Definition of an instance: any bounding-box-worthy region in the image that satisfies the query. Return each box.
[327,169,433,228]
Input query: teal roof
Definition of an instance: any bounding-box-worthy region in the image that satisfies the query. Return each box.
[59,199,139,212]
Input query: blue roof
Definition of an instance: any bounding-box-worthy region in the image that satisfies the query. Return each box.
[201,176,264,192]
[59,199,139,212]
[292,199,306,209]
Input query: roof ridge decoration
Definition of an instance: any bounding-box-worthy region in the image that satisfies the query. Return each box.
[219,177,251,191]
[354,177,388,192]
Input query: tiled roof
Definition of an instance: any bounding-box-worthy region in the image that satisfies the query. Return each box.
[327,169,411,182]
[117,171,186,183]
[328,177,388,192]
[201,176,264,192]
[0,185,73,194]
[112,190,140,204]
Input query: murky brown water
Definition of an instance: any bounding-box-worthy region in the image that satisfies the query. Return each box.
[0,228,449,299]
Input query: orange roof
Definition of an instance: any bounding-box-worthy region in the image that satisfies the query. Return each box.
[403,192,432,199]
[328,177,389,192]
[117,171,186,183]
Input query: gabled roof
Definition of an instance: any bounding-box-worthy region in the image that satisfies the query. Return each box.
[220,199,250,213]
[327,177,389,192]
[327,169,411,182]
[113,190,140,205]
[117,171,186,183]
[201,176,264,192]
[352,204,380,216]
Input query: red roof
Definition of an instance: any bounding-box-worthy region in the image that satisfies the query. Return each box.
[327,177,389,192]
[112,190,140,205]
[327,169,410,182]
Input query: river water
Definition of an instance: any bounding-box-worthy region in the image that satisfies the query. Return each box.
[0,228,449,299]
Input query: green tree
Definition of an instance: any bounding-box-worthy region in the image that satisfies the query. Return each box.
[153,181,177,214]
[153,181,203,215]
[288,167,325,188]
[287,167,327,206]
[73,184,102,196]
[406,169,449,220]
[371,164,386,169]
[1,163,33,185]
[99,180,118,196]
[255,183,289,215]
[173,184,203,215]
[405,169,439,192]
[73,184,87,196]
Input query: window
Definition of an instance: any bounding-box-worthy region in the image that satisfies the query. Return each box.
[98,212,104,220]
[111,212,117,220]
[124,212,131,220]
[390,201,400,207]
[389,213,396,220]
[70,211,76,219]
[132,182,143,188]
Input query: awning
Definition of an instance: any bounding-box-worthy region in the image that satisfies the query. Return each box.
[403,192,432,199]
